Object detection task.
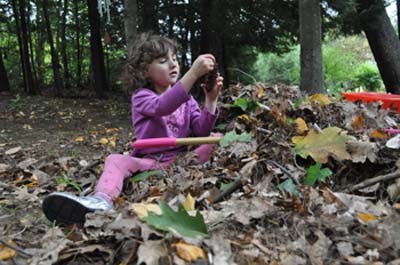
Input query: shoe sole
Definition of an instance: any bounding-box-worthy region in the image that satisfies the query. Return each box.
[42,194,94,225]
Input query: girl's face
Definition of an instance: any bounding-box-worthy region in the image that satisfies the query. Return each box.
[146,51,180,94]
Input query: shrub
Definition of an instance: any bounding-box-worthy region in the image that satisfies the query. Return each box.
[353,62,382,91]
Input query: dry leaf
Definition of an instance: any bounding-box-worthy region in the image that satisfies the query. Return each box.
[129,203,161,219]
[351,115,365,129]
[257,86,265,98]
[175,242,206,262]
[347,141,378,163]
[307,94,332,106]
[5,146,22,155]
[292,127,355,163]
[370,129,389,139]
[0,240,17,261]
[295,118,308,134]
[99,138,109,145]
[357,212,378,223]
[183,193,195,211]
[75,136,84,142]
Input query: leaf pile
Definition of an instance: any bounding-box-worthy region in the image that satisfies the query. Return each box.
[1,85,400,264]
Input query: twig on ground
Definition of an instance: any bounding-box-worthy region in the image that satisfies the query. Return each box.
[210,175,246,204]
[269,160,301,185]
[0,238,32,258]
[345,170,400,192]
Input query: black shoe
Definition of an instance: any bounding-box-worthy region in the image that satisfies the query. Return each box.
[42,192,113,225]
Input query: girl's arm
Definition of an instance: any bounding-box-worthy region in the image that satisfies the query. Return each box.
[133,82,190,116]
[180,54,216,93]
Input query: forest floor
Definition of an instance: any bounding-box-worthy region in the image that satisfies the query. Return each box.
[1,84,400,265]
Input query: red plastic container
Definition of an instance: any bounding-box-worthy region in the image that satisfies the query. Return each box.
[342,92,400,113]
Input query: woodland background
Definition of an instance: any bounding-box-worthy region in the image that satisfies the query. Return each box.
[2,0,400,98]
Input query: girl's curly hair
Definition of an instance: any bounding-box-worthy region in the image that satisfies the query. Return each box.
[122,33,178,93]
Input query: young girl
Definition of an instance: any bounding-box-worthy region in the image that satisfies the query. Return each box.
[42,33,223,224]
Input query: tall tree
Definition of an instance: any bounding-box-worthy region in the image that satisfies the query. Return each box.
[0,49,10,92]
[123,0,138,53]
[87,0,107,98]
[11,0,27,90]
[397,0,400,39]
[356,0,400,94]
[61,0,70,88]
[17,0,36,94]
[140,0,159,32]
[74,0,82,88]
[299,0,324,93]
[43,0,64,96]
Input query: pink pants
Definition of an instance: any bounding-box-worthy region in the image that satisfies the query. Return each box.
[94,143,217,202]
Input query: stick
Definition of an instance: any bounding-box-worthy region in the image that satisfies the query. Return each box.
[210,176,245,204]
[346,170,400,192]
[0,238,32,258]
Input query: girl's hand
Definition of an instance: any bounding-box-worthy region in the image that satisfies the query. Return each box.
[202,74,224,101]
[190,54,216,79]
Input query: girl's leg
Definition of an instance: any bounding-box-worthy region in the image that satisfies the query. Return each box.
[95,154,172,202]
[193,133,223,164]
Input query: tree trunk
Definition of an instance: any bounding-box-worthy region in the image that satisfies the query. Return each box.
[11,0,27,91]
[43,0,64,96]
[123,0,138,54]
[74,0,82,88]
[35,0,46,88]
[61,0,70,89]
[0,49,10,92]
[356,0,400,94]
[199,0,225,83]
[27,2,38,90]
[19,0,36,94]
[141,0,159,32]
[397,0,400,39]
[299,0,324,94]
[87,0,107,98]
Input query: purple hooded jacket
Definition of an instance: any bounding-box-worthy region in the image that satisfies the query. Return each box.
[131,81,219,161]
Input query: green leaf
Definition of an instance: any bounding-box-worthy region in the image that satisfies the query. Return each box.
[144,203,208,238]
[220,181,234,192]
[219,131,252,147]
[305,162,332,186]
[131,170,162,183]
[229,98,258,112]
[278,179,299,197]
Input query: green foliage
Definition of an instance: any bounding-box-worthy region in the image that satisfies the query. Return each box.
[131,170,162,183]
[353,62,383,91]
[55,174,82,192]
[252,47,300,85]
[145,202,208,238]
[9,94,25,111]
[305,162,333,186]
[323,45,358,93]
[220,181,234,192]
[278,179,299,197]
[229,97,259,112]
[219,131,252,147]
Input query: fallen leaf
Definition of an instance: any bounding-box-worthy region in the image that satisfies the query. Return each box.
[99,138,109,145]
[183,193,195,211]
[357,212,378,223]
[347,141,378,163]
[0,240,17,261]
[295,118,308,134]
[370,129,389,139]
[175,242,206,262]
[129,203,161,219]
[292,127,355,163]
[75,136,84,142]
[307,93,332,106]
[5,146,22,155]
[351,115,365,129]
